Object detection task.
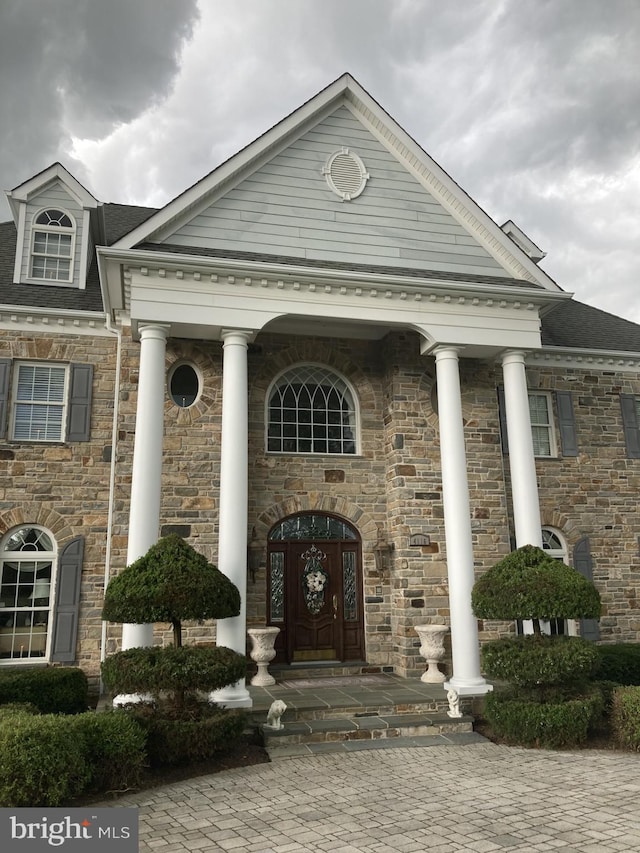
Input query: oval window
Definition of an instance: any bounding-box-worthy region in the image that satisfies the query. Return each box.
[169,363,200,408]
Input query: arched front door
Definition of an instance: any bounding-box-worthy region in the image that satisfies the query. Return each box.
[267,512,364,663]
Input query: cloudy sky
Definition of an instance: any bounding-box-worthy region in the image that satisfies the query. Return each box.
[1,0,639,322]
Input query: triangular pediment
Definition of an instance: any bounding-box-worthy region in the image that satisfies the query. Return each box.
[115,74,560,292]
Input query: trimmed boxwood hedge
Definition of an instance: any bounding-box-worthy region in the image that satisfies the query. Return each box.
[610,686,640,751]
[481,635,600,690]
[484,690,603,749]
[101,644,247,696]
[593,643,640,685]
[0,667,89,714]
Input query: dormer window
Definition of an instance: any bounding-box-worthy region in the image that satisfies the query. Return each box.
[30,209,75,282]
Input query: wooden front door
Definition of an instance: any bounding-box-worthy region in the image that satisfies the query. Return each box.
[267,519,364,663]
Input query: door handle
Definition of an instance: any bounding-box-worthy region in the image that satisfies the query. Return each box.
[332,594,338,620]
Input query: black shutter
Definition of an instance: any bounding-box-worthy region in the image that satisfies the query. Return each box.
[66,363,93,442]
[0,358,10,439]
[497,387,509,454]
[556,391,578,457]
[573,536,600,642]
[51,537,83,662]
[620,394,640,459]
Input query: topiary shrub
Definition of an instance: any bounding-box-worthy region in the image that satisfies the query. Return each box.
[472,544,602,748]
[103,534,240,647]
[593,643,640,685]
[0,712,91,806]
[101,645,247,697]
[128,699,247,767]
[0,666,89,714]
[481,635,599,696]
[483,689,603,749]
[610,686,640,751]
[472,544,601,635]
[67,710,147,794]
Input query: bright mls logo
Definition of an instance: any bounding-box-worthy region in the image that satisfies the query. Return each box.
[0,808,138,851]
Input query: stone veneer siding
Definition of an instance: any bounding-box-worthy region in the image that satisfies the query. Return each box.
[3,325,640,683]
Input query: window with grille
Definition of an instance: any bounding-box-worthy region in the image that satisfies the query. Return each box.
[30,208,75,282]
[528,391,555,457]
[0,526,55,661]
[267,365,358,454]
[12,363,68,442]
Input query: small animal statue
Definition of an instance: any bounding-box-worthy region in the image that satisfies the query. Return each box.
[265,699,287,730]
[446,688,462,718]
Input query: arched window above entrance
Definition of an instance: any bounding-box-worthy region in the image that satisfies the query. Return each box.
[269,513,358,541]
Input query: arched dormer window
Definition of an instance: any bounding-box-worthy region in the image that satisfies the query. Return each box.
[30,208,75,282]
[267,364,358,454]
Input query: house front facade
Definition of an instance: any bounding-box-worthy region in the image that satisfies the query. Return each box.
[1,75,639,700]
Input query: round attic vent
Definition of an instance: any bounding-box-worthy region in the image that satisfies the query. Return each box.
[322,148,369,200]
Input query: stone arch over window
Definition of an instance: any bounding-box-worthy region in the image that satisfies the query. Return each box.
[266,363,359,454]
[30,208,76,282]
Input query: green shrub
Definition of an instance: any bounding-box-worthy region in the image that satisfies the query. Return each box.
[610,686,640,751]
[484,690,602,749]
[0,702,40,716]
[594,644,640,685]
[101,645,247,697]
[127,700,247,767]
[481,635,600,691]
[0,667,89,714]
[0,713,91,806]
[67,711,147,794]
[472,544,601,624]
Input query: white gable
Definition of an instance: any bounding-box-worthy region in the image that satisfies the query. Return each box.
[163,105,509,279]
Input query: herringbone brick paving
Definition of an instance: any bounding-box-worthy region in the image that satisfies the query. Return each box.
[100,743,640,852]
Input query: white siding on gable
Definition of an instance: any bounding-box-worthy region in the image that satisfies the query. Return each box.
[166,106,509,278]
[21,183,84,285]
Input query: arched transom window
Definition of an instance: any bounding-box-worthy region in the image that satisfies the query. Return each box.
[0,526,56,661]
[267,365,358,454]
[30,208,75,282]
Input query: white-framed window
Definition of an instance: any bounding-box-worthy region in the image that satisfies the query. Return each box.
[267,364,358,454]
[0,526,56,662]
[11,362,68,442]
[30,208,75,283]
[529,391,556,457]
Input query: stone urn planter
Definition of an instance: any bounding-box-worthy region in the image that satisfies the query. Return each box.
[414,624,449,683]
[247,626,280,686]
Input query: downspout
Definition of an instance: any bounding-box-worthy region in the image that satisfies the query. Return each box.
[99,311,123,673]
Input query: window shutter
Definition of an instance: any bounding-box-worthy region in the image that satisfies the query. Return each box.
[620,394,640,459]
[555,391,578,457]
[0,358,10,439]
[497,387,509,454]
[66,363,93,442]
[51,536,83,662]
[573,536,600,642]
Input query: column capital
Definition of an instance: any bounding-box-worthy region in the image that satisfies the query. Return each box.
[221,328,256,345]
[501,349,528,367]
[433,345,462,362]
[138,323,170,342]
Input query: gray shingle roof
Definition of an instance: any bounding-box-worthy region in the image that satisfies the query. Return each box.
[2,202,640,356]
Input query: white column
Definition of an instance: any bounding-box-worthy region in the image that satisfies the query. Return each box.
[501,351,542,548]
[121,323,169,651]
[212,330,253,708]
[435,347,491,695]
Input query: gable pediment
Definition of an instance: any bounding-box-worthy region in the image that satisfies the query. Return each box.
[114,74,560,293]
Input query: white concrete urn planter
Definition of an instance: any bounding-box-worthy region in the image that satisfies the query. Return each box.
[414,624,449,683]
[248,626,280,686]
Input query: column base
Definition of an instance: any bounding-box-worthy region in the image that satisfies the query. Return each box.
[444,678,494,696]
[210,679,253,709]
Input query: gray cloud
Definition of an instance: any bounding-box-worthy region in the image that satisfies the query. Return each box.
[0,0,199,195]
